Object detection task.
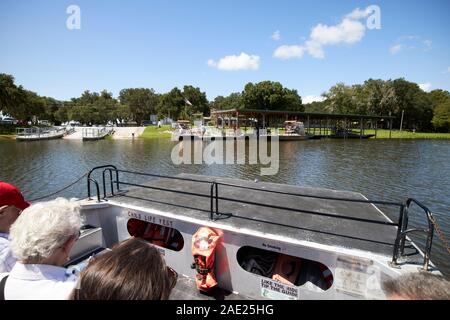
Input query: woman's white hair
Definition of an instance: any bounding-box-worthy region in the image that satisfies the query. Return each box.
[9,197,83,263]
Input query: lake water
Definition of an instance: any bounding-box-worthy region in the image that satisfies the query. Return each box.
[0,138,449,275]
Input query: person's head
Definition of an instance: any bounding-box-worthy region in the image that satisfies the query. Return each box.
[383,272,450,300]
[0,182,30,233]
[9,197,82,266]
[71,237,177,300]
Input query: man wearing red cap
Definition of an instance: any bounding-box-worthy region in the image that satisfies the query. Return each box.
[0,182,30,273]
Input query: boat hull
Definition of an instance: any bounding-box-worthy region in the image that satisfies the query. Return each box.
[16,132,65,141]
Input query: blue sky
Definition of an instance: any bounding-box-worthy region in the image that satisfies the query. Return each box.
[0,0,449,102]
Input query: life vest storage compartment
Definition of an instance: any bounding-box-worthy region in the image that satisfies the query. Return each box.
[126,218,184,251]
[237,246,333,291]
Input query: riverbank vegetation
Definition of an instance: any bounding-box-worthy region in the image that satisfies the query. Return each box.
[140,125,173,139]
[364,129,450,139]
[0,123,33,135]
[1,73,449,134]
[0,134,15,140]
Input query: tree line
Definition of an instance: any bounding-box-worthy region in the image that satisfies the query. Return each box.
[304,79,450,132]
[210,79,450,132]
[1,73,449,131]
[0,73,210,126]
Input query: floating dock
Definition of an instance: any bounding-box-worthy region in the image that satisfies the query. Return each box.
[16,127,66,141]
[82,127,114,141]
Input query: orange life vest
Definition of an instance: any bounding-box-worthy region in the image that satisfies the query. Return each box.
[272,255,302,286]
[126,219,183,250]
[191,227,220,291]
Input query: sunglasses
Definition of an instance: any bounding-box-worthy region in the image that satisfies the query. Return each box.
[167,265,178,290]
[74,230,82,241]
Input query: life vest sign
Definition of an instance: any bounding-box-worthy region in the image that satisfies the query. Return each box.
[191,227,220,291]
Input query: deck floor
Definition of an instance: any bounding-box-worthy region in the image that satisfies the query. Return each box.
[170,277,250,300]
[110,174,400,257]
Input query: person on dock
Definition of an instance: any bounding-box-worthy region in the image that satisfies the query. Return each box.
[0,182,30,273]
[70,237,177,300]
[383,272,450,300]
[0,198,82,300]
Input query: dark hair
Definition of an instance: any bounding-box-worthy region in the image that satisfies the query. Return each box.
[71,237,176,300]
[383,272,450,300]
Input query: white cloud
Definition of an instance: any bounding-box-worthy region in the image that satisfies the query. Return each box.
[304,40,325,59]
[345,7,371,20]
[273,45,304,59]
[310,18,365,45]
[419,82,432,92]
[271,30,281,41]
[389,36,432,55]
[273,7,369,60]
[390,44,402,55]
[303,95,325,104]
[207,52,260,71]
[423,40,432,51]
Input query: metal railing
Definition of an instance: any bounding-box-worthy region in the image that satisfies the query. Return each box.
[16,126,66,138]
[86,165,437,271]
[82,127,113,139]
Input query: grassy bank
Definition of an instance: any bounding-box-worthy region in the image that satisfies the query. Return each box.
[0,134,15,140]
[364,129,450,139]
[140,125,173,139]
[138,125,450,140]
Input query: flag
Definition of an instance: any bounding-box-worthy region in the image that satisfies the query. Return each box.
[184,98,193,106]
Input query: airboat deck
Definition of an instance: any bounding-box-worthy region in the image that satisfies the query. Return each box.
[111,174,398,257]
[75,165,437,300]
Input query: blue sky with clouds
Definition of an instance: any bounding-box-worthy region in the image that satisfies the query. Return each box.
[0,0,449,102]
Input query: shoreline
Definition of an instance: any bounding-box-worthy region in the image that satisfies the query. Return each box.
[2,129,450,140]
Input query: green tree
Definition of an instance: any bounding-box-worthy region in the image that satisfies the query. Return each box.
[211,92,242,110]
[0,73,19,114]
[41,97,63,124]
[242,81,303,111]
[69,90,118,125]
[0,74,45,121]
[304,100,327,113]
[156,87,185,120]
[428,89,450,109]
[182,85,210,116]
[354,79,397,115]
[432,100,450,132]
[54,104,70,124]
[14,89,45,122]
[119,88,159,125]
[322,83,356,114]
[391,79,433,131]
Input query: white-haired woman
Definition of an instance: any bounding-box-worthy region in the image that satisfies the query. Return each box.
[0,198,82,300]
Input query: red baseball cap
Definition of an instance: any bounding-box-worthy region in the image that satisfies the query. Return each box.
[0,182,30,211]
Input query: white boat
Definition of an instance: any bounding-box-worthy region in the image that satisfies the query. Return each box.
[68,165,441,300]
[16,127,66,141]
